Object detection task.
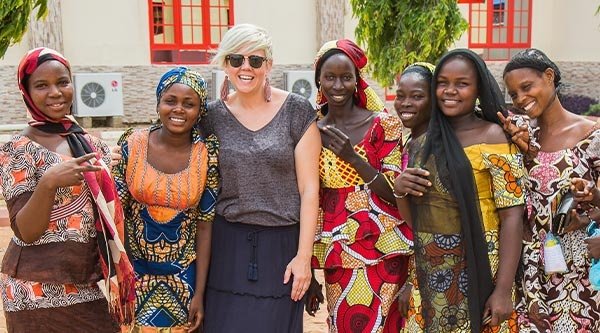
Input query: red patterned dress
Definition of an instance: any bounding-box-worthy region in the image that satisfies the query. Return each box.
[312,112,413,332]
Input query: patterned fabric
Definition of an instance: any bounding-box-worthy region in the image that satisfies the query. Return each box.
[405,143,525,333]
[17,47,136,324]
[312,112,412,332]
[0,135,110,311]
[114,126,219,331]
[314,39,385,113]
[155,66,209,118]
[516,129,600,332]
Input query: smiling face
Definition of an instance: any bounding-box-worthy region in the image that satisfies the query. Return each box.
[318,53,358,109]
[27,60,74,121]
[223,47,271,97]
[503,67,555,119]
[394,72,432,133]
[157,83,201,135]
[435,56,479,118]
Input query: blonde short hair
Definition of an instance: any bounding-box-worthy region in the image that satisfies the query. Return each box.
[212,23,273,68]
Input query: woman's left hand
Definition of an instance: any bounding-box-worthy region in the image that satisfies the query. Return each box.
[483,289,513,327]
[284,255,312,302]
[186,293,204,332]
[320,126,358,163]
[585,236,600,260]
[571,177,598,204]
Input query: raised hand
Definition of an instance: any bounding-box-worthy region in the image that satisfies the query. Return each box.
[41,153,102,189]
[497,112,530,153]
[320,125,358,163]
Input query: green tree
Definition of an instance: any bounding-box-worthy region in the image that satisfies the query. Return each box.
[0,0,48,57]
[350,0,468,86]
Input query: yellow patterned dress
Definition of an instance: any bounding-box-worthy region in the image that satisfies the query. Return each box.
[312,112,413,333]
[113,126,219,332]
[405,143,524,333]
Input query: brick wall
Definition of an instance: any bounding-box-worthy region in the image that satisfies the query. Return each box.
[1,61,599,126]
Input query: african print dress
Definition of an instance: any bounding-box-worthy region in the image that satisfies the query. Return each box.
[516,129,600,332]
[113,126,219,331]
[0,134,119,332]
[405,142,525,333]
[312,112,413,333]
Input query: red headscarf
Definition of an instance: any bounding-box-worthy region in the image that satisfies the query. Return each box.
[314,39,385,113]
[17,47,77,130]
[16,47,136,324]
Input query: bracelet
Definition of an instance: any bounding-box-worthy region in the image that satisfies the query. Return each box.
[393,190,409,199]
[365,172,379,186]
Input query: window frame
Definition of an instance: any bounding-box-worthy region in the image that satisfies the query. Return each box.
[147,0,235,64]
[466,0,532,60]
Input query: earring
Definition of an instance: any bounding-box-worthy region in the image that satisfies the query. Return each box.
[220,75,230,101]
[316,85,323,104]
[264,77,272,102]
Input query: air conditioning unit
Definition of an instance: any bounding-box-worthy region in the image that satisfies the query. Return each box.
[73,73,124,117]
[283,70,317,107]
[211,70,235,100]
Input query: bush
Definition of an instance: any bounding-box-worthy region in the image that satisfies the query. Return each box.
[560,94,599,115]
[586,103,600,117]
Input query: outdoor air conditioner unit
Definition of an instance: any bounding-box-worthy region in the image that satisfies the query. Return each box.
[72,73,124,117]
[283,70,317,107]
[211,70,235,100]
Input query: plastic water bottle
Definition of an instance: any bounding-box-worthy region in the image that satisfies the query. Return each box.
[587,221,600,290]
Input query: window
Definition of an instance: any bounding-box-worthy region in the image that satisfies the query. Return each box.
[467,0,531,61]
[148,0,234,64]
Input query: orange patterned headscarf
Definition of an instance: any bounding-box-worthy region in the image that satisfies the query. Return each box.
[314,39,385,114]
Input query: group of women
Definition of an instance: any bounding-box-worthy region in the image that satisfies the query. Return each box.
[1,21,600,333]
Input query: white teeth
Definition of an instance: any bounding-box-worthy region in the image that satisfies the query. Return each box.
[524,101,535,111]
[443,100,459,105]
[170,117,185,123]
[239,75,253,80]
[331,95,345,102]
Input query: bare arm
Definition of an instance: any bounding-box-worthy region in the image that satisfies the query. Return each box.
[484,205,523,326]
[284,122,321,302]
[187,221,212,331]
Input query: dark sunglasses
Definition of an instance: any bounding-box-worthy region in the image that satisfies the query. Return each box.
[226,54,267,69]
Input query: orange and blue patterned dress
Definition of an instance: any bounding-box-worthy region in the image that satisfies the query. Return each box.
[113,126,219,332]
[405,142,525,333]
[312,112,413,333]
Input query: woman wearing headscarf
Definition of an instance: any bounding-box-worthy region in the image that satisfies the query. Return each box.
[309,39,413,332]
[202,24,320,333]
[501,48,600,332]
[0,47,135,332]
[394,49,525,332]
[113,67,219,332]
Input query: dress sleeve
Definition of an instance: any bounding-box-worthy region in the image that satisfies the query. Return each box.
[112,128,135,210]
[290,94,318,145]
[0,139,42,201]
[482,146,526,209]
[366,113,403,188]
[579,129,600,174]
[197,134,220,223]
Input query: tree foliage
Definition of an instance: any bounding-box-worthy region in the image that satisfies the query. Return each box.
[350,0,468,86]
[0,0,48,57]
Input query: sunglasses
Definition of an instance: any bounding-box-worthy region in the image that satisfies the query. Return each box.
[226,54,268,69]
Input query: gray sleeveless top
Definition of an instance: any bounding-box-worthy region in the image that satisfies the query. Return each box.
[204,93,316,226]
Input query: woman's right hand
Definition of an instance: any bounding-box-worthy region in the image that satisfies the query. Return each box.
[41,153,102,189]
[497,112,530,153]
[394,168,431,197]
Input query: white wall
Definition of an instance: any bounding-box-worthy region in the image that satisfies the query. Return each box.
[533,0,600,61]
[233,0,317,64]
[0,31,32,65]
[61,0,150,65]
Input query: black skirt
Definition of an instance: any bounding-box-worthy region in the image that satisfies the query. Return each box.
[203,215,304,333]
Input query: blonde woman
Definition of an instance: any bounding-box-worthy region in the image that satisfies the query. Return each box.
[202,24,321,333]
